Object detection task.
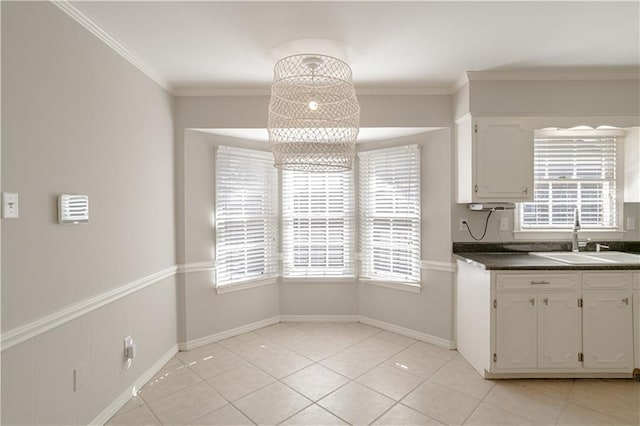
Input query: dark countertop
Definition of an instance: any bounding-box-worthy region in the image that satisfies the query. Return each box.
[453,241,640,270]
[453,252,640,270]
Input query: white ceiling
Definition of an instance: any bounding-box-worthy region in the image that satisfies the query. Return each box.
[69,1,639,95]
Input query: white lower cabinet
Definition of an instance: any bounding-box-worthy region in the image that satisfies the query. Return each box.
[496,293,537,369]
[582,291,633,369]
[496,292,581,370]
[456,263,637,378]
[634,274,639,376]
[538,293,581,369]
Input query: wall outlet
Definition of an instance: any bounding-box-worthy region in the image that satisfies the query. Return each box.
[73,363,87,391]
[627,217,636,231]
[500,217,509,231]
[459,218,469,232]
[2,192,19,219]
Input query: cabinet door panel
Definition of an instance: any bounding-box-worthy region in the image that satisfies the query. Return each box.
[583,292,633,370]
[538,293,580,369]
[475,119,533,201]
[496,293,537,369]
[634,292,640,370]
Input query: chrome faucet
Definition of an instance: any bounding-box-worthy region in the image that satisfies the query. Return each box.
[571,208,581,252]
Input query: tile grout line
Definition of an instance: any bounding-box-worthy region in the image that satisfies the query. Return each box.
[563,379,636,425]
[262,324,416,425]
[119,323,432,425]
[457,374,496,425]
[553,379,575,426]
[367,350,463,425]
[218,324,457,426]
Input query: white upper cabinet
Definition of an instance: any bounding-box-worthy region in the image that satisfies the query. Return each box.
[456,115,534,203]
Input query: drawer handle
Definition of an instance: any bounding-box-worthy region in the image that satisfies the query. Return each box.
[530,280,550,285]
[529,298,535,306]
[623,297,629,305]
[543,297,549,306]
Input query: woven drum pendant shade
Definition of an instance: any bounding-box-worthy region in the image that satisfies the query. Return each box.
[268,54,360,171]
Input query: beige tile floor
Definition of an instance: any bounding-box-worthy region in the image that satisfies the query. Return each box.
[107,322,640,426]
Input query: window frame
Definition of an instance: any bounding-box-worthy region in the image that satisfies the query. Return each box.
[358,144,422,287]
[214,146,280,291]
[514,129,625,240]
[281,169,356,279]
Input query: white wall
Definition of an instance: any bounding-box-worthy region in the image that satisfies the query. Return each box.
[468,79,640,117]
[179,131,279,344]
[179,129,456,344]
[174,95,453,343]
[358,130,455,343]
[1,3,177,424]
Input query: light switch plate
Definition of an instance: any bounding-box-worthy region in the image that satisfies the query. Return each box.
[500,217,509,231]
[2,192,19,219]
[459,218,468,232]
[627,217,636,231]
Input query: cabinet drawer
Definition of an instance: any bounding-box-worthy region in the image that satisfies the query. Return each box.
[583,272,632,290]
[496,273,579,290]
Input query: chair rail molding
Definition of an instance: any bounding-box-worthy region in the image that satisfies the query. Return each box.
[1,265,177,351]
[421,260,457,273]
[177,261,216,274]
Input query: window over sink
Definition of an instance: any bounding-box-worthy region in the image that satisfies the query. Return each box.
[516,128,624,234]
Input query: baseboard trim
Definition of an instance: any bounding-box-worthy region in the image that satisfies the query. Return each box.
[89,344,179,426]
[1,266,177,351]
[279,315,359,323]
[178,316,280,351]
[358,315,456,349]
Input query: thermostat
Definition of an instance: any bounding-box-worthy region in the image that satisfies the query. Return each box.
[58,194,89,224]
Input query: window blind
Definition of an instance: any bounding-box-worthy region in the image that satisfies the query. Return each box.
[282,170,355,277]
[215,146,279,286]
[521,135,618,228]
[359,145,421,283]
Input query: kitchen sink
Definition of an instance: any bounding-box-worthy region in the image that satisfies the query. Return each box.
[586,251,640,264]
[530,251,640,265]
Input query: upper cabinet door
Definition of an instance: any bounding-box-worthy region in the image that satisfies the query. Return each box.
[474,118,533,201]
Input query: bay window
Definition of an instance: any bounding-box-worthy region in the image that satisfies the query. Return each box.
[215,146,279,287]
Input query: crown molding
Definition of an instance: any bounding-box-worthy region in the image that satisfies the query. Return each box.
[51,0,174,93]
[174,85,456,97]
[466,70,640,82]
[452,74,470,93]
[355,85,454,96]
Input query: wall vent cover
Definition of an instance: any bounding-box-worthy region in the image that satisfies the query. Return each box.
[58,194,89,224]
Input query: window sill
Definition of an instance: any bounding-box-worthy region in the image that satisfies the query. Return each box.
[359,279,422,294]
[215,276,278,294]
[281,276,355,284]
[513,229,626,241]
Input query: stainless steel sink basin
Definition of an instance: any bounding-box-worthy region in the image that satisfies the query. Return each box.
[530,251,640,265]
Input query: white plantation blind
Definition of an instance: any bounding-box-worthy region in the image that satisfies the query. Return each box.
[282,170,355,277]
[359,145,421,283]
[521,135,618,229]
[215,146,279,286]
